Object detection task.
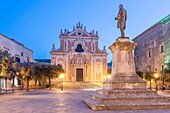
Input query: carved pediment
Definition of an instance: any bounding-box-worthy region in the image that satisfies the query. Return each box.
[60,22,98,37]
[68,27,92,37]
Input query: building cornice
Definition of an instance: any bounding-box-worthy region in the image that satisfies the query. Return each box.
[0,34,33,52]
[59,35,99,40]
[50,51,68,55]
[133,14,170,41]
[91,53,108,56]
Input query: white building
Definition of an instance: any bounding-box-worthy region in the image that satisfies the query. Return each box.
[0,34,33,89]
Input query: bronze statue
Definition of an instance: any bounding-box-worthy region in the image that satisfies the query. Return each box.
[115,4,127,37]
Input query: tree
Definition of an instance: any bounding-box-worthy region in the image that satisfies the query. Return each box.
[144,71,154,90]
[46,64,64,90]
[8,63,18,92]
[31,63,43,90]
[30,63,64,90]
[20,63,32,91]
[0,50,15,94]
[164,61,170,83]
[160,61,170,88]
[160,71,167,86]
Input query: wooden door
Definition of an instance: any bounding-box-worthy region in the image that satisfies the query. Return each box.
[76,68,83,81]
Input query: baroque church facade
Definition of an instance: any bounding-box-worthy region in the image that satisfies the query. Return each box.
[50,22,107,82]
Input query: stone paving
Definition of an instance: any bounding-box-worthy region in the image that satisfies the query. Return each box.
[0,89,170,113]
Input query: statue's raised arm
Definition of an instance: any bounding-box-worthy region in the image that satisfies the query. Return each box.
[115,4,127,37]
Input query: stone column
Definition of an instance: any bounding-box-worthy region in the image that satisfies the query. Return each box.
[103,37,146,90]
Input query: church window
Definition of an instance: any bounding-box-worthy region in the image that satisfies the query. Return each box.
[78,32,81,35]
[77,31,82,36]
[65,41,67,51]
[93,43,95,52]
[75,44,84,52]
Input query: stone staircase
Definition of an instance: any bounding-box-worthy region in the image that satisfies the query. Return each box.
[83,89,170,110]
[53,81,102,89]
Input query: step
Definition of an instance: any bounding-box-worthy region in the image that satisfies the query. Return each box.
[83,97,170,110]
[89,93,170,102]
[97,89,157,96]
[54,82,102,89]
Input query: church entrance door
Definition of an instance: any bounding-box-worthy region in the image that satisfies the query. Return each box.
[76,68,83,81]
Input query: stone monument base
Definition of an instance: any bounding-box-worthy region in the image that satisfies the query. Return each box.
[103,73,146,90]
[83,37,170,110]
[83,89,170,110]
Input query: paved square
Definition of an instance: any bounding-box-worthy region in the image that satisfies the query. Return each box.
[0,89,170,113]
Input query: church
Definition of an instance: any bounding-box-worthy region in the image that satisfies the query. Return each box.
[50,22,108,83]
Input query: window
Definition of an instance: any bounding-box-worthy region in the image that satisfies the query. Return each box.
[93,43,95,52]
[162,65,164,71]
[75,44,84,52]
[148,50,151,57]
[15,57,20,63]
[17,79,22,85]
[21,52,23,56]
[65,41,67,51]
[161,45,164,53]
[148,66,151,72]
[136,56,139,62]
[27,57,30,62]
[4,50,8,54]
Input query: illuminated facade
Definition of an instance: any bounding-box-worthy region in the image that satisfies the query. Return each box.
[133,14,170,72]
[0,34,33,89]
[50,22,108,82]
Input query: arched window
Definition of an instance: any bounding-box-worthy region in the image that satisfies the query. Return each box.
[75,44,84,52]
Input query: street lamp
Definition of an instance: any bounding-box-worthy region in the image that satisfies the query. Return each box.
[154,73,159,93]
[16,72,19,75]
[103,76,106,81]
[107,74,111,79]
[59,73,64,90]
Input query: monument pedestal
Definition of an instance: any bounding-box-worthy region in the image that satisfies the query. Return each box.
[83,37,170,110]
[103,37,146,90]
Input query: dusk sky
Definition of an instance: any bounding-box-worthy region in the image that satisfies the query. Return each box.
[0,0,170,62]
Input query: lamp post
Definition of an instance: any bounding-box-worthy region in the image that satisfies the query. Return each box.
[154,73,159,93]
[59,73,64,90]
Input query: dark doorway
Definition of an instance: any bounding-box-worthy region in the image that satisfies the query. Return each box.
[76,68,83,81]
